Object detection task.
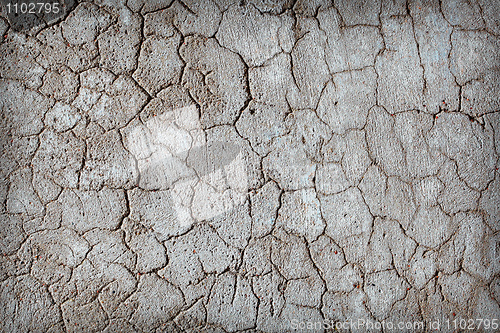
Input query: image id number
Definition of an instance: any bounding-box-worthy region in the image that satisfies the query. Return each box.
[446,318,499,330]
[5,2,60,14]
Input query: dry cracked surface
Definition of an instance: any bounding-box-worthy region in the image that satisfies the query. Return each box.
[0,0,500,332]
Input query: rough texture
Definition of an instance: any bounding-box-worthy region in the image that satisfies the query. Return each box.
[1,1,499,332]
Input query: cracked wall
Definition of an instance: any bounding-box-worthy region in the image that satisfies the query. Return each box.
[0,0,499,332]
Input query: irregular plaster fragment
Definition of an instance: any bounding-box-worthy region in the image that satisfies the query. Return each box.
[383,176,417,231]
[268,233,326,311]
[288,17,330,109]
[32,169,61,203]
[216,3,281,67]
[310,235,347,287]
[472,286,500,323]
[0,135,38,172]
[0,276,62,332]
[342,130,372,184]
[87,75,148,130]
[334,0,381,26]
[249,52,296,108]
[439,270,475,311]
[242,236,273,276]
[263,135,316,190]
[25,202,61,234]
[321,133,347,163]
[428,112,496,191]
[368,218,416,276]
[128,228,167,273]
[359,164,387,216]
[7,167,44,216]
[79,67,115,93]
[0,79,52,136]
[60,257,135,314]
[62,299,108,333]
[128,274,185,331]
[174,299,207,331]
[125,107,253,230]
[123,106,197,191]
[437,159,480,214]
[394,111,444,179]
[20,227,90,285]
[251,270,286,331]
[286,108,332,162]
[80,130,138,190]
[180,35,248,127]
[364,219,392,273]
[479,172,500,231]
[439,212,500,281]
[98,7,142,75]
[37,25,98,72]
[0,32,44,89]
[129,188,192,239]
[250,181,281,238]
[376,16,424,114]
[285,273,325,308]
[61,2,113,46]
[271,228,320,280]
[384,289,423,331]
[478,0,500,34]
[366,106,408,179]
[409,0,459,114]
[56,187,127,232]
[316,163,350,195]
[413,176,443,207]
[170,0,222,37]
[322,290,372,329]
[419,281,458,328]
[321,187,373,265]
[44,101,81,132]
[450,30,499,86]
[461,70,500,116]
[142,0,221,38]
[408,246,437,290]
[327,264,364,294]
[206,273,258,332]
[441,0,485,29]
[276,188,325,242]
[159,232,203,287]
[32,129,85,188]
[236,101,288,156]
[318,6,383,72]
[191,124,260,203]
[84,229,135,270]
[160,224,239,288]
[209,199,252,249]
[0,214,24,256]
[365,270,408,320]
[133,32,183,95]
[317,68,376,134]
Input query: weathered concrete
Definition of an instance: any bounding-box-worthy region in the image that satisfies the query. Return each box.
[1,0,499,331]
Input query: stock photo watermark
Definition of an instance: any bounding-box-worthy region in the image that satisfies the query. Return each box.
[125,103,249,237]
[0,0,75,32]
[290,317,500,331]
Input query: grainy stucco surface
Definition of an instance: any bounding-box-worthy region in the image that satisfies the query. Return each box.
[0,0,500,332]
